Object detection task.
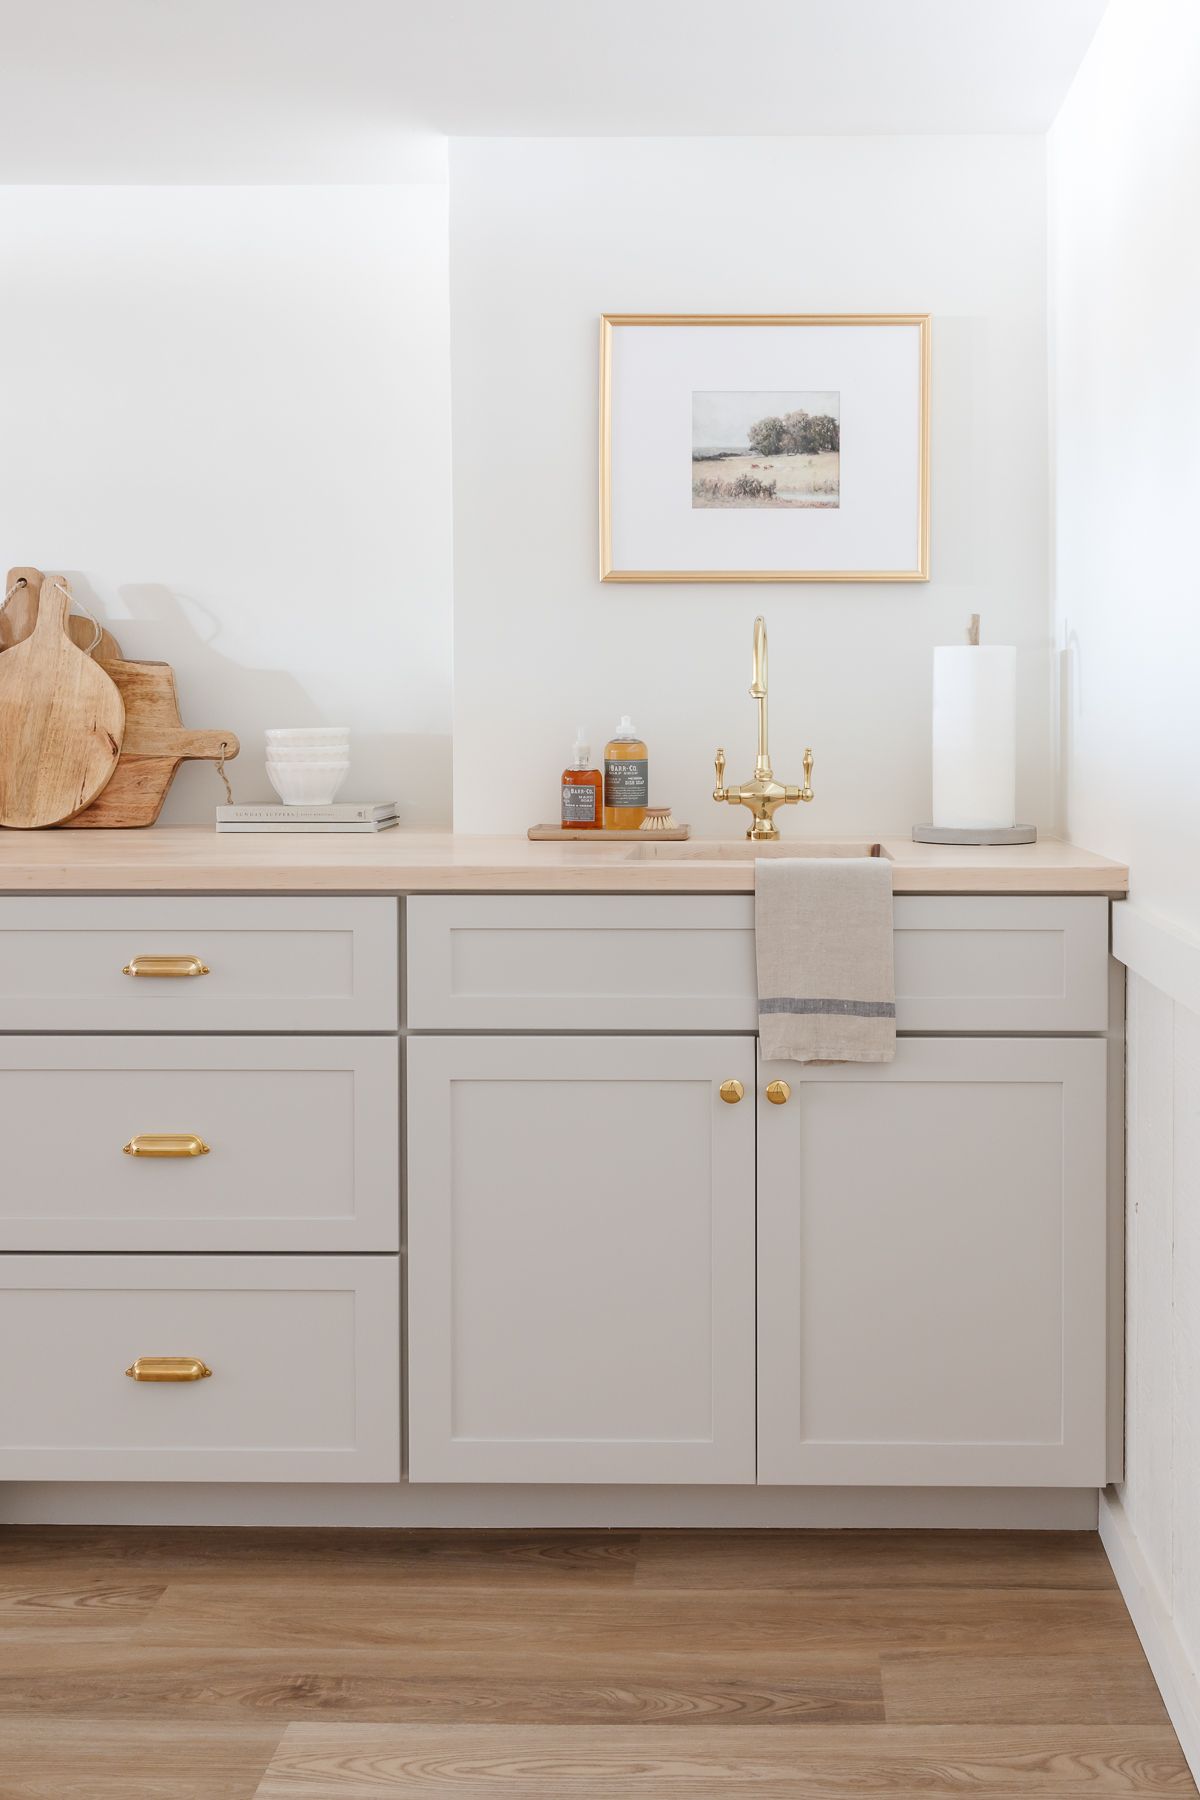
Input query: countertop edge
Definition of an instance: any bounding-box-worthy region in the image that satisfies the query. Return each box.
[0,828,1130,897]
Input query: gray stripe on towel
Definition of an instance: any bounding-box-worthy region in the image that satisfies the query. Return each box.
[759,997,897,1018]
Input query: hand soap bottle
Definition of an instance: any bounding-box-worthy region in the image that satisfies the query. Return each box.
[561,728,602,830]
[603,715,648,830]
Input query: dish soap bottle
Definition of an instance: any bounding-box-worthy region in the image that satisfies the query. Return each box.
[561,728,602,830]
[603,715,648,830]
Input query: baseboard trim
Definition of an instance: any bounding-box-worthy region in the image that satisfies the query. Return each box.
[0,1482,1100,1530]
[1100,1489,1200,1785]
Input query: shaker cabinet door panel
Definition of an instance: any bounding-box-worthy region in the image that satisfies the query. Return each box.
[407,1035,756,1483]
[757,1038,1108,1487]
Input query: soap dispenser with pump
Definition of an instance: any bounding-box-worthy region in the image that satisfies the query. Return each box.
[603,715,648,830]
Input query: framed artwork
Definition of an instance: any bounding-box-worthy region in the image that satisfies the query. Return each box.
[599,313,930,583]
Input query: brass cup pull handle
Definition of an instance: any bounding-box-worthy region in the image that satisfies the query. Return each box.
[125,1357,212,1382]
[719,1079,745,1104]
[122,955,210,978]
[766,1079,792,1105]
[123,1134,211,1158]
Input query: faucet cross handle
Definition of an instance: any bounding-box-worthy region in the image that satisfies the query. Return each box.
[713,747,727,800]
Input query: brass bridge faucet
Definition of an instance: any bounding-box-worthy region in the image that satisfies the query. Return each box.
[713,615,814,840]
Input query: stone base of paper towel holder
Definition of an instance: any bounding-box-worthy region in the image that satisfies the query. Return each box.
[912,824,1037,846]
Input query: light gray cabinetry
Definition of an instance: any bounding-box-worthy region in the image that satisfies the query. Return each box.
[407,894,1108,1033]
[0,896,398,1031]
[0,1255,399,1482]
[0,896,402,1483]
[406,893,1114,1489]
[0,1036,399,1251]
[757,1038,1109,1486]
[406,1034,757,1484]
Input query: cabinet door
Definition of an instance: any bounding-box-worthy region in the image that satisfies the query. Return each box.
[757,1038,1107,1487]
[407,1035,756,1483]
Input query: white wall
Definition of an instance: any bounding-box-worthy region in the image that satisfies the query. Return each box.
[1051,0,1200,927]
[1051,0,1200,1766]
[449,136,1051,836]
[0,184,453,825]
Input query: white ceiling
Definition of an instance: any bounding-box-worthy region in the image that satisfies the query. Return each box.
[0,0,1108,183]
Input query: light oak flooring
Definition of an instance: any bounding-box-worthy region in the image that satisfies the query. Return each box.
[0,1526,1192,1797]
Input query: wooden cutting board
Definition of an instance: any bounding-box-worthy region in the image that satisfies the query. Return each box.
[2,567,124,660]
[65,659,239,828]
[0,581,126,827]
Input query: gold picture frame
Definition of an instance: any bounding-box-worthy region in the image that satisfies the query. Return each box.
[599,313,930,583]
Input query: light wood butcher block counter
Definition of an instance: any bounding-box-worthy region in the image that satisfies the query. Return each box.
[0,826,1128,893]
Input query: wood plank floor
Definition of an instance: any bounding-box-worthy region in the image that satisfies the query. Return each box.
[0,1526,1191,1797]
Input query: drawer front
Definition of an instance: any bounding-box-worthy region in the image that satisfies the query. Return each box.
[0,1255,399,1481]
[406,894,1110,1032]
[0,1038,399,1251]
[0,897,397,1031]
[407,895,757,1029]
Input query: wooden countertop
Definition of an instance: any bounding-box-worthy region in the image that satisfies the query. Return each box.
[0,827,1129,894]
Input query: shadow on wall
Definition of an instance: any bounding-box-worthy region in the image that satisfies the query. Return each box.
[62,579,452,828]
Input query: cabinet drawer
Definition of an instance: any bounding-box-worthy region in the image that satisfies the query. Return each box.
[407,896,756,1029]
[0,897,397,1031]
[406,895,1110,1032]
[0,1038,399,1251]
[0,1255,399,1481]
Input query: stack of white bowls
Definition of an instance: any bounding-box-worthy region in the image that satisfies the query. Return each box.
[265,727,351,805]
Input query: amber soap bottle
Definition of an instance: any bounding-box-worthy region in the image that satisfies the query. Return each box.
[561,729,602,829]
[603,715,649,830]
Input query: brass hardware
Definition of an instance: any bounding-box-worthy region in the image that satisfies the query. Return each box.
[123,1134,211,1158]
[765,1079,792,1105]
[719,1079,745,1104]
[122,954,209,978]
[125,1357,213,1382]
[712,616,814,840]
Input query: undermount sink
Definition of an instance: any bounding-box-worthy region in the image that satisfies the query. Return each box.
[622,839,886,861]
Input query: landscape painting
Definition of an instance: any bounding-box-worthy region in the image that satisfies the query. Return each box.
[692,390,840,508]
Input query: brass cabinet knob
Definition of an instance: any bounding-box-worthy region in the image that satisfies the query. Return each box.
[123,1134,211,1158]
[122,955,210,978]
[719,1079,745,1104]
[765,1079,792,1105]
[125,1357,212,1382]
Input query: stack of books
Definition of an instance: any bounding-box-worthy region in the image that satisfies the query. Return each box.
[216,803,399,834]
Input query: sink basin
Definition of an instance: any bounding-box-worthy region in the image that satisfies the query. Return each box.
[622,839,886,861]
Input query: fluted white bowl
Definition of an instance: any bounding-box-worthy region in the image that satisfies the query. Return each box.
[265,727,351,745]
[265,744,350,761]
[266,761,350,805]
[266,758,350,772]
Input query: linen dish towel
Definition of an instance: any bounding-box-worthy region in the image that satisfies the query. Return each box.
[755,856,896,1062]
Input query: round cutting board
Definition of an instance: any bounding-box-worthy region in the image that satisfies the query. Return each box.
[0,581,125,827]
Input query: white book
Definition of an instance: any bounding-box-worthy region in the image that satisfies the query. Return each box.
[216,802,398,823]
[216,818,401,834]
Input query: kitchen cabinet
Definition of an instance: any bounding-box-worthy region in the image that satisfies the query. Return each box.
[0,1255,400,1482]
[405,895,1113,1489]
[0,881,1117,1504]
[757,1038,1109,1487]
[406,1034,757,1483]
[408,1028,1110,1488]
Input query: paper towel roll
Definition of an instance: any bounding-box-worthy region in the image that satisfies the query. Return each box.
[932,645,1016,830]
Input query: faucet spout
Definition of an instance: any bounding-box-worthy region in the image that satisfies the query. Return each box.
[711,615,814,840]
